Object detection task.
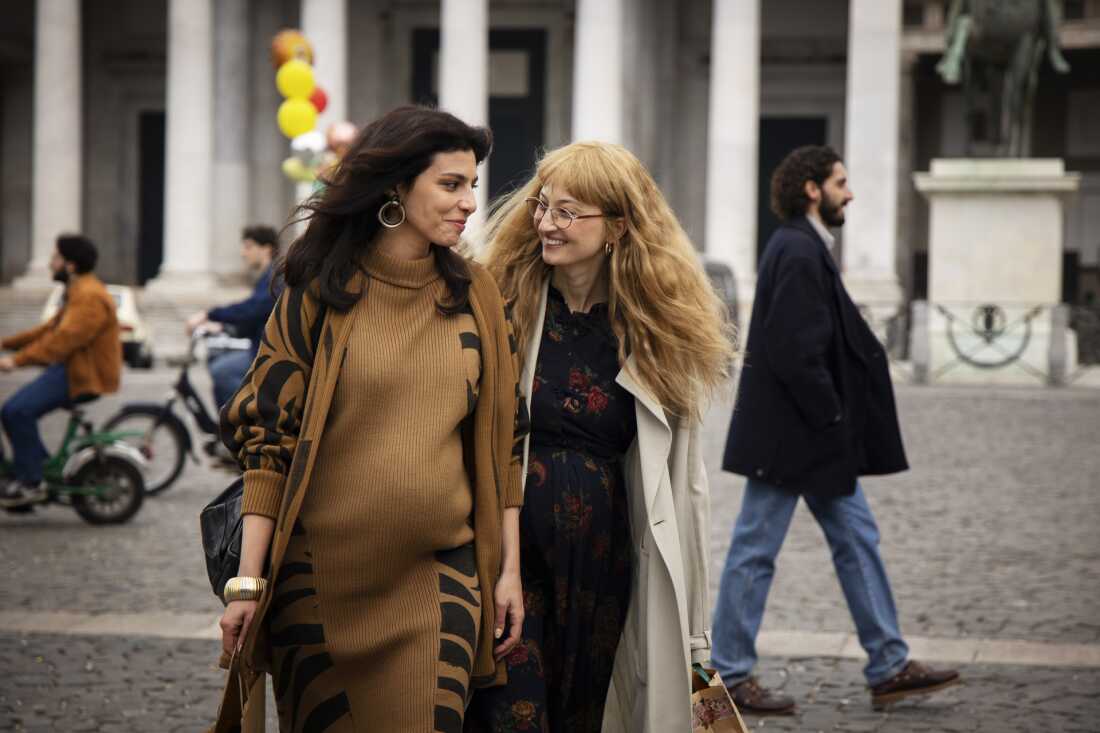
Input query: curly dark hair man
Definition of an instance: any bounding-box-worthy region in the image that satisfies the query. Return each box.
[770,145,844,222]
[240,225,280,256]
[713,143,960,715]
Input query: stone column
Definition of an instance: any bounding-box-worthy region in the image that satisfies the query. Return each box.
[301,0,348,133]
[213,0,250,281]
[439,0,489,228]
[148,0,215,292]
[704,0,761,322]
[2,66,34,283]
[249,0,295,230]
[842,0,904,325]
[895,50,919,308]
[17,0,82,289]
[572,0,624,142]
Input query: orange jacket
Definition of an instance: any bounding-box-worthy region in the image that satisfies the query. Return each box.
[2,274,122,398]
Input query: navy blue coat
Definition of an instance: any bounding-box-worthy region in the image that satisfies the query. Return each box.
[207,264,280,354]
[722,218,908,497]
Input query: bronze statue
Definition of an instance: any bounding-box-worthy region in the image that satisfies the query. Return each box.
[936,0,1070,156]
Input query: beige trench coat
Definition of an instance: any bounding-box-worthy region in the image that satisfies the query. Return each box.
[519,280,712,733]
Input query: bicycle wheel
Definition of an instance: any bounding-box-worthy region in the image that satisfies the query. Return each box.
[70,455,145,525]
[102,408,188,494]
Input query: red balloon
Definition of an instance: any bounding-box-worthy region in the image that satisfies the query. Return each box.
[309,86,328,115]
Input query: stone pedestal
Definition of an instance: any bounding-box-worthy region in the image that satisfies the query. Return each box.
[913,159,1080,385]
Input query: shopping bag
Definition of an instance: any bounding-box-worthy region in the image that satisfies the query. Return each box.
[691,664,749,733]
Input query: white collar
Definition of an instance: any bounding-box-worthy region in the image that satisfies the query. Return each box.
[806,214,835,251]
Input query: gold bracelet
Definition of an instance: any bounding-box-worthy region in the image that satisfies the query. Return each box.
[223,576,268,604]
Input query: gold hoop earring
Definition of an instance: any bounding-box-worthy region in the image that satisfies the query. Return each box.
[378,196,406,228]
[605,242,613,256]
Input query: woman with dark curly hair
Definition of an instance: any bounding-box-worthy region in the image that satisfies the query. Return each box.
[212,105,529,732]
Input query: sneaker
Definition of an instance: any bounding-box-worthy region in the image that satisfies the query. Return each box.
[0,478,47,508]
[726,676,796,716]
[870,660,960,709]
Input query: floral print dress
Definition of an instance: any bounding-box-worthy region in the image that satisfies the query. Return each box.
[466,285,637,733]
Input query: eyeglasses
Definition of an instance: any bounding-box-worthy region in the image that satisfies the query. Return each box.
[524,197,609,230]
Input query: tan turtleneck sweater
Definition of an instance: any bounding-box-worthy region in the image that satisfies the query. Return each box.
[301,248,482,585]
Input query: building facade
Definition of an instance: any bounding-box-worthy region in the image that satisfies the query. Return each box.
[1,0,1098,320]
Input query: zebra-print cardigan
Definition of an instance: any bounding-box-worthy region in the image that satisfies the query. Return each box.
[210,263,528,731]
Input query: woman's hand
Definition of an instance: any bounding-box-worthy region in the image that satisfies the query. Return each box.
[493,570,524,660]
[219,599,258,657]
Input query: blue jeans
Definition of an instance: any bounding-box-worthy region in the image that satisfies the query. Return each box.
[208,350,254,412]
[1,364,73,483]
[711,478,909,686]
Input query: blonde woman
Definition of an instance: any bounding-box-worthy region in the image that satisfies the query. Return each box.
[465,142,734,732]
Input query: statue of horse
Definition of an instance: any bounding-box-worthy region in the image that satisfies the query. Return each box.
[936,0,1070,156]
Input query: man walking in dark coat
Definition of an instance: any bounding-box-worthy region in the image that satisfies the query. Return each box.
[711,146,959,714]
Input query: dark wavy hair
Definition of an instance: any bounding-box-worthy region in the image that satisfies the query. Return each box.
[281,105,492,313]
[242,225,280,255]
[770,145,842,222]
[56,234,98,274]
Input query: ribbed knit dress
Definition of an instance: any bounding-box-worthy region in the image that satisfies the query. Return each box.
[268,249,484,733]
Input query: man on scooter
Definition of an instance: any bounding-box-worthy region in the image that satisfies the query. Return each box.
[185,225,281,410]
[0,235,122,507]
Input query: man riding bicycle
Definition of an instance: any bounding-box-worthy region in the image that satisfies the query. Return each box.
[185,225,282,410]
[0,235,122,507]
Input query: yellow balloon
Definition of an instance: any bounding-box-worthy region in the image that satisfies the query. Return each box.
[277,98,318,139]
[276,59,315,99]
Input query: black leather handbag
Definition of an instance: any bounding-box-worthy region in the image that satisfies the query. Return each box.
[198,297,326,604]
[200,475,244,601]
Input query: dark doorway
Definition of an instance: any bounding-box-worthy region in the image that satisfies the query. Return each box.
[412,29,546,201]
[137,111,166,285]
[757,117,827,261]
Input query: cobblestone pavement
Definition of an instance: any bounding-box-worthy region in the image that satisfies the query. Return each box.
[1,367,1099,729]
[706,386,1100,646]
[1,633,1097,732]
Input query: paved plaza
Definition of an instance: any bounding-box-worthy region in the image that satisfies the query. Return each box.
[1,366,1099,731]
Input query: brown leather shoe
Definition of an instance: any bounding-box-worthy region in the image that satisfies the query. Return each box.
[870,661,960,709]
[727,677,796,716]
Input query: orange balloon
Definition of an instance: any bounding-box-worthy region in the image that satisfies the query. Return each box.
[270,29,313,70]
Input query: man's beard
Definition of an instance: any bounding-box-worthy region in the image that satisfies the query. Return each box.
[820,196,846,227]
[52,268,69,284]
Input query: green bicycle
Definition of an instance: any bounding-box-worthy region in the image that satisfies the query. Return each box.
[0,401,147,524]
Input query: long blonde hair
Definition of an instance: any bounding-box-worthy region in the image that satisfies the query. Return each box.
[482,141,736,419]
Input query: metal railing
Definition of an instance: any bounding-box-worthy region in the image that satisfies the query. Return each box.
[908,301,1078,385]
